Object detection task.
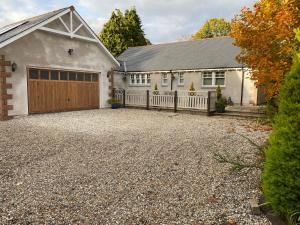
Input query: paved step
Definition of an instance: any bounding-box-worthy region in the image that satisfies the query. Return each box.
[214,111,266,119]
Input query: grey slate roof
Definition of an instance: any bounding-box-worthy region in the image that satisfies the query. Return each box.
[117,37,242,72]
[0,7,69,45]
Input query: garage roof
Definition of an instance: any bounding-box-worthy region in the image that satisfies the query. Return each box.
[0,6,119,66]
[117,37,242,72]
[0,8,69,45]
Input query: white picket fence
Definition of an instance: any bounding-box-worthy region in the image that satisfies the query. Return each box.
[125,94,147,106]
[114,89,214,111]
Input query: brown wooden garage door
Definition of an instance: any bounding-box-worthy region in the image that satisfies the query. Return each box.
[27,68,100,114]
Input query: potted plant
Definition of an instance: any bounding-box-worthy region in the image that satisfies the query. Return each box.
[153,83,159,95]
[188,82,196,96]
[215,85,227,113]
[107,98,121,109]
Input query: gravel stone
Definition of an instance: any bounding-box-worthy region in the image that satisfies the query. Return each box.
[0,109,271,224]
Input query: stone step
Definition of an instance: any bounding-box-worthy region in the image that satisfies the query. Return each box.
[215,112,266,119]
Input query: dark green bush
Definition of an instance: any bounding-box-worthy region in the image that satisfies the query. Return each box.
[263,49,300,219]
[265,97,278,122]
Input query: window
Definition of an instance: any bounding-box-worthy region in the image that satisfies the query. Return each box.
[162,73,168,86]
[130,74,135,84]
[215,71,225,86]
[178,72,184,86]
[77,73,84,81]
[202,71,225,87]
[40,70,49,80]
[136,74,140,84]
[60,71,68,80]
[85,73,92,82]
[28,69,99,83]
[29,69,39,79]
[69,72,77,81]
[51,71,59,80]
[147,74,151,84]
[129,74,150,86]
[202,72,213,86]
[92,74,98,82]
[141,74,146,84]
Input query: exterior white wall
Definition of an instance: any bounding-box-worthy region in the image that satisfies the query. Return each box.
[0,29,117,116]
[114,70,257,105]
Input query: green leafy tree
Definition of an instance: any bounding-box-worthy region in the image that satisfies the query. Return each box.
[263,30,300,219]
[99,8,149,56]
[193,18,231,40]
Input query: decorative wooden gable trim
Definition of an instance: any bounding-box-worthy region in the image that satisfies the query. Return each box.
[38,7,98,43]
[0,55,13,121]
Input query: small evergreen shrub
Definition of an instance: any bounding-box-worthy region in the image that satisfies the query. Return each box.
[216,85,222,100]
[188,82,195,96]
[263,41,300,219]
[153,83,159,95]
[215,85,227,112]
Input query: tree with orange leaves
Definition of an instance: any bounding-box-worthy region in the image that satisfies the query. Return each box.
[231,0,300,101]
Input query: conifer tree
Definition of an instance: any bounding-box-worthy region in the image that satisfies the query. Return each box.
[263,30,300,219]
[99,8,149,57]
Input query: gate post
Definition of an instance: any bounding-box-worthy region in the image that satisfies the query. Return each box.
[112,88,115,99]
[146,90,149,110]
[207,91,211,116]
[123,89,126,107]
[174,90,178,113]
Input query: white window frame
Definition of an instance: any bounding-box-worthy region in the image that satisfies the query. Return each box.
[146,74,151,85]
[129,73,151,86]
[141,74,146,84]
[178,72,184,86]
[161,73,168,86]
[202,71,225,87]
[215,71,225,86]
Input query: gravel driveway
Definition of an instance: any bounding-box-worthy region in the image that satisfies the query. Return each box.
[0,109,270,225]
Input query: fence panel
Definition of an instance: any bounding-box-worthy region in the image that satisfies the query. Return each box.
[126,94,147,107]
[150,95,174,108]
[177,95,208,110]
[113,89,215,112]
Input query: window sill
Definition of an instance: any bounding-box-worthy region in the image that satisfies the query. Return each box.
[129,84,151,87]
[161,84,168,87]
[201,85,226,89]
[177,84,184,87]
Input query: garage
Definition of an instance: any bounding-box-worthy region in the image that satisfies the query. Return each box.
[27,68,100,113]
[0,6,119,119]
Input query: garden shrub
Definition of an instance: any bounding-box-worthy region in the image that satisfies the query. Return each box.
[153,83,159,95]
[263,36,300,219]
[188,82,195,96]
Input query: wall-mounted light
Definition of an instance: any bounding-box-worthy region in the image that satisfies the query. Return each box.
[11,62,17,72]
[68,49,73,55]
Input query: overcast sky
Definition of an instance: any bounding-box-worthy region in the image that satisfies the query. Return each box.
[0,0,256,43]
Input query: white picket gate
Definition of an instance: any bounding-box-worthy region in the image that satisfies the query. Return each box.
[177,96,207,110]
[126,94,147,106]
[150,95,174,108]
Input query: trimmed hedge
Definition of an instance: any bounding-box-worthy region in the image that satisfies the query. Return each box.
[262,40,300,218]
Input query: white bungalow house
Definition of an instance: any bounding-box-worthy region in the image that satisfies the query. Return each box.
[114,37,258,106]
[0,5,260,120]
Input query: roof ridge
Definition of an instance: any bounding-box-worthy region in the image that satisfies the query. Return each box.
[127,36,232,50]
